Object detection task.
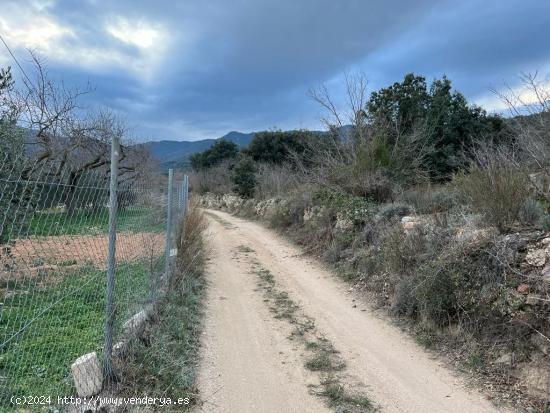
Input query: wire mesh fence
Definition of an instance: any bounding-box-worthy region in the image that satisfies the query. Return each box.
[0,142,188,410]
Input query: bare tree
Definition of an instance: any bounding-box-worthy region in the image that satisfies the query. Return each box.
[7,52,154,214]
[493,72,550,198]
[308,71,369,142]
[492,72,550,168]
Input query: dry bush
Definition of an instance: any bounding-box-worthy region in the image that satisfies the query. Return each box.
[293,136,408,202]
[381,225,428,275]
[454,145,531,232]
[399,185,457,214]
[378,217,511,329]
[174,200,208,283]
[190,160,233,195]
[305,72,431,202]
[255,162,306,199]
[268,192,313,230]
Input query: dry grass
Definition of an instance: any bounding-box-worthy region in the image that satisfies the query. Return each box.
[112,201,207,411]
[454,146,532,232]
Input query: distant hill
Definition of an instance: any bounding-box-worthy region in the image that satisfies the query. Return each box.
[142,131,254,170]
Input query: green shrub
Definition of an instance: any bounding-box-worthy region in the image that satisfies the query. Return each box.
[232,157,257,198]
[376,202,412,221]
[268,207,294,229]
[246,129,315,164]
[392,276,418,318]
[518,198,545,226]
[414,261,459,324]
[312,190,373,226]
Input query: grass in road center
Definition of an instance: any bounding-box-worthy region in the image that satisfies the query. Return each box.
[242,247,374,413]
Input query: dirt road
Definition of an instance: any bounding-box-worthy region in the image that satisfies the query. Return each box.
[196,209,504,413]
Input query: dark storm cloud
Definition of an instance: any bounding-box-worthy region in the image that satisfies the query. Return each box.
[361,0,550,103]
[1,0,549,140]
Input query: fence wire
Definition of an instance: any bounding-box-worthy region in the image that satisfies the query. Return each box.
[0,149,187,410]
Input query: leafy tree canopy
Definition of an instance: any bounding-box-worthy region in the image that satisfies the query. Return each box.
[367,73,507,179]
[246,130,316,164]
[190,139,238,170]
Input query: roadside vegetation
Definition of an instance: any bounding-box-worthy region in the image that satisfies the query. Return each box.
[112,203,207,411]
[192,72,550,411]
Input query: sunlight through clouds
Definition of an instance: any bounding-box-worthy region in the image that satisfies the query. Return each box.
[0,2,170,81]
[106,18,163,50]
[0,16,74,51]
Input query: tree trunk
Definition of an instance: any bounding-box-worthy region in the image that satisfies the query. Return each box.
[65,173,80,217]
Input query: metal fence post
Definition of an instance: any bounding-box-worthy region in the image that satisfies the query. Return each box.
[164,169,174,280]
[183,174,189,217]
[179,179,185,216]
[103,135,119,380]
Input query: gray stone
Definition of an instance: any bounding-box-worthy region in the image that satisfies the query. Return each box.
[525,248,548,267]
[493,353,513,365]
[71,352,103,397]
[123,310,149,336]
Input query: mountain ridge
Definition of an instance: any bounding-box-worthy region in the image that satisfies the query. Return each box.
[142,131,255,168]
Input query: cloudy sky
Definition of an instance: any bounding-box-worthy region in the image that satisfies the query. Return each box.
[1,0,549,141]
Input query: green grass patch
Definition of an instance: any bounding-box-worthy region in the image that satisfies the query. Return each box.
[305,341,320,350]
[26,206,164,237]
[320,376,374,412]
[236,244,254,253]
[304,339,344,373]
[305,352,342,372]
[0,259,159,409]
